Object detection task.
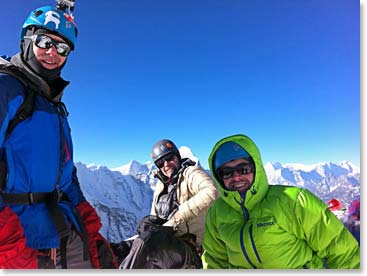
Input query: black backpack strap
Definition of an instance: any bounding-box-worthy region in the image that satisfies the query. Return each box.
[6,89,35,138]
[59,236,69,269]
[70,204,89,262]
[2,191,50,204]
[44,190,70,239]
[0,64,37,138]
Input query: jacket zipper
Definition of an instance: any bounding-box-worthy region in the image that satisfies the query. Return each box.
[54,109,65,191]
[249,224,262,264]
[238,196,258,268]
[240,223,256,268]
[240,224,262,268]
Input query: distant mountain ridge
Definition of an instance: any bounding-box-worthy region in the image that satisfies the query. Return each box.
[264,161,359,207]
[75,148,360,242]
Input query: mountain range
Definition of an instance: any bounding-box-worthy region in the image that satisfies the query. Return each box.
[75,147,360,243]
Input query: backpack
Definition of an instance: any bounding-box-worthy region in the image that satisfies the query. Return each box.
[118,215,203,269]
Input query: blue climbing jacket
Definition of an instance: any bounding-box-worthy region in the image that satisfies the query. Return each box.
[0,54,85,249]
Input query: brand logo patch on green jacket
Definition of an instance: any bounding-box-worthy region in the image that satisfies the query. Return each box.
[256,221,275,227]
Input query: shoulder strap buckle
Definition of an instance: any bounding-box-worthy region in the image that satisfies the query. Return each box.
[28,192,34,204]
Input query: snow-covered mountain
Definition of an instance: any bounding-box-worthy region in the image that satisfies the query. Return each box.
[76,161,155,242]
[75,147,360,243]
[264,161,360,207]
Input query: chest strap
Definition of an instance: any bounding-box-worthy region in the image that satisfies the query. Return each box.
[2,191,51,205]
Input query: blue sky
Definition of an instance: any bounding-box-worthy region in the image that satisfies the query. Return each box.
[1,0,360,169]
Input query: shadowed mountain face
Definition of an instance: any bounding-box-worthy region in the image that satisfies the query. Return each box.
[75,162,155,242]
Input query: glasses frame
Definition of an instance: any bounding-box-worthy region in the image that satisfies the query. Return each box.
[218,162,254,180]
[24,34,71,57]
[155,153,176,168]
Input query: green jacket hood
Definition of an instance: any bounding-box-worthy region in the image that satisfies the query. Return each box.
[208,134,269,212]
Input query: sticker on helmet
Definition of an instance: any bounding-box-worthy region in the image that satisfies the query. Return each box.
[64,13,76,26]
[44,11,61,29]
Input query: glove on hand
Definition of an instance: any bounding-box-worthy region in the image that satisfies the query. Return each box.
[163,212,183,230]
[76,201,118,268]
[136,215,167,235]
[110,240,133,265]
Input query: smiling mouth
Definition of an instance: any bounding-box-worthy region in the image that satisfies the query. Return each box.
[42,60,56,65]
[234,184,245,189]
[231,182,250,190]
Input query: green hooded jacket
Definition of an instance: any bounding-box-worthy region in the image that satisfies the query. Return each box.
[201,134,360,269]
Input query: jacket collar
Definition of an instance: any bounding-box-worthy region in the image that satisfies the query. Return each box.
[10,53,69,102]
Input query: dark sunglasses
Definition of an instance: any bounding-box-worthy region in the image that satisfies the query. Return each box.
[218,162,254,180]
[24,34,71,57]
[155,153,176,168]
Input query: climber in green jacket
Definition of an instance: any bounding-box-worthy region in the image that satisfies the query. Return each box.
[201,134,360,269]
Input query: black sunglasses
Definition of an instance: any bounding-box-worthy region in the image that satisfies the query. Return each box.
[218,162,254,180]
[24,34,71,57]
[155,153,176,168]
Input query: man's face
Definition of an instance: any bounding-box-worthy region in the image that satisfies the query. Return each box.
[32,33,67,70]
[217,158,254,193]
[156,153,180,178]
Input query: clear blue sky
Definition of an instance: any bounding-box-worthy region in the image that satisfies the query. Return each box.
[1,0,360,169]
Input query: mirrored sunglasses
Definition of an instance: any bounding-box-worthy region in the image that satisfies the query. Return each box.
[218,162,254,180]
[24,34,71,57]
[155,153,176,168]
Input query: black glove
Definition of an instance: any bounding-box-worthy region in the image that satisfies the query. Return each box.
[96,240,116,268]
[136,215,167,235]
[110,240,133,264]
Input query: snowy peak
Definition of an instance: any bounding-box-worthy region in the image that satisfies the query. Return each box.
[111,160,150,176]
[179,146,196,160]
[265,161,359,176]
[179,146,200,166]
[82,162,109,171]
[339,160,360,174]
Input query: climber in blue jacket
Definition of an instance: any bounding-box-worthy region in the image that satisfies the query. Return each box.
[0,3,117,269]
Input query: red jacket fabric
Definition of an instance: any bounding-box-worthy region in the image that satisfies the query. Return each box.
[0,207,39,269]
[0,201,118,269]
[76,201,118,268]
